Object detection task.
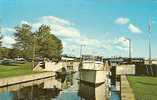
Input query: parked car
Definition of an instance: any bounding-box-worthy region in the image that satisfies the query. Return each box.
[15,58,26,64]
[1,59,15,65]
[0,60,3,64]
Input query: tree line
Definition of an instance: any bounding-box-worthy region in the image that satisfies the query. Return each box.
[0,24,63,61]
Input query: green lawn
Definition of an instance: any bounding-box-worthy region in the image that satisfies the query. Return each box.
[0,62,39,78]
[128,76,157,100]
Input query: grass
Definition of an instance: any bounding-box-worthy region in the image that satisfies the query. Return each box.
[0,62,40,78]
[128,76,157,100]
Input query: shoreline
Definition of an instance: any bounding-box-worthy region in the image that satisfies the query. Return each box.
[0,72,55,87]
[120,75,135,100]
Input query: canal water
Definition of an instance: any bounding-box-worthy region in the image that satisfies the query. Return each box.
[0,72,120,100]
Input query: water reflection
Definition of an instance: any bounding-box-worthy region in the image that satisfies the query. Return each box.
[0,72,109,100]
[78,82,107,100]
[0,78,61,100]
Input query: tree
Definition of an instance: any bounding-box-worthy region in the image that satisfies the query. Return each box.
[0,35,2,47]
[0,27,2,47]
[0,47,9,59]
[14,24,34,59]
[0,27,3,59]
[35,25,63,60]
[14,24,63,60]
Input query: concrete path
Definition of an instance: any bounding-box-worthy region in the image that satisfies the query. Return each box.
[120,75,135,100]
[0,72,55,87]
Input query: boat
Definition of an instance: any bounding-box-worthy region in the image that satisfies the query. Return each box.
[79,55,106,84]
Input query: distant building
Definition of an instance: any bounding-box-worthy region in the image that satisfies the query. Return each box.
[109,57,144,66]
[144,58,157,65]
[131,58,144,64]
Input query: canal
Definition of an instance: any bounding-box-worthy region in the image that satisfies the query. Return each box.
[0,72,120,100]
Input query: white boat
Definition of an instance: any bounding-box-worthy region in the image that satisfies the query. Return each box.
[79,55,106,84]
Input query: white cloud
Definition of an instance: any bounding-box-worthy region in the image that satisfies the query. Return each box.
[2,36,16,48]
[1,16,81,54]
[19,16,116,56]
[21,20,31,25]
[40,16,73,26]
[102,43,113,51]
[78,36,100,46]
[22,16,99,56]
[117,36,129,47]
[25,16,80,38]
[1,27,15,35]
[113,36,129,51]
[115,45,128,51]
[115,17,142,34]
[128,24,142,33]
[1,16,132,57]
[1,27,16,48]
[51,24,80,38]
[115,17,130,25]
[62,36,102,55]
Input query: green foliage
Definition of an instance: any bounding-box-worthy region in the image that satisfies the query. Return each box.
[14,24,34,58]
[0,35,2,47]
[0,47,10,59]
[13,24,63,60]
[0,34,2,47]
[0,47,20,59]
[35,25,63,59]
[0,27,2,47]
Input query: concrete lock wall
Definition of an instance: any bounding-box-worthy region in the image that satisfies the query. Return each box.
[120,75,135,100]
[116,64,135,75]
[0,72,55,87]
[44,61,79,72]
[44,61,64,71]
[0,78,46,93]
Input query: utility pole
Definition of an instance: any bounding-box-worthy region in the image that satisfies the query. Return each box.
[128,39,131,59]
[79,44,85,70]
[80,44,85,58]
[148,19,153,76]
[0,18,1,33]
[0,18,2,47]
[125,37,131,62]
[148,19,152,66]
[32,34,36,67]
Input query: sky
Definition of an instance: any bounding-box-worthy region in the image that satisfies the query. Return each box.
[0,0,157,58]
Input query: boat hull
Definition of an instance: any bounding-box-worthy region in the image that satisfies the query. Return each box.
[80,69,106,84]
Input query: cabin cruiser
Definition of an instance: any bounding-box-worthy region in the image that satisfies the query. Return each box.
[79,55,106,84]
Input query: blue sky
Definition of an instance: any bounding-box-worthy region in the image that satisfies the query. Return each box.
[0,0,157,58]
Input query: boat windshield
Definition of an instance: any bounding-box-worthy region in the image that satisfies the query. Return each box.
[82,55,93,61]
[82,55,103,62]
[94,56,103,62]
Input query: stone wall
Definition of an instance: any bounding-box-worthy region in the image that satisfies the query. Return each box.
[116,64,135,75]
[0,72,55,87]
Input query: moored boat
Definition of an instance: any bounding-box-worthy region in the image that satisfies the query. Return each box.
[79,55,106,84]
